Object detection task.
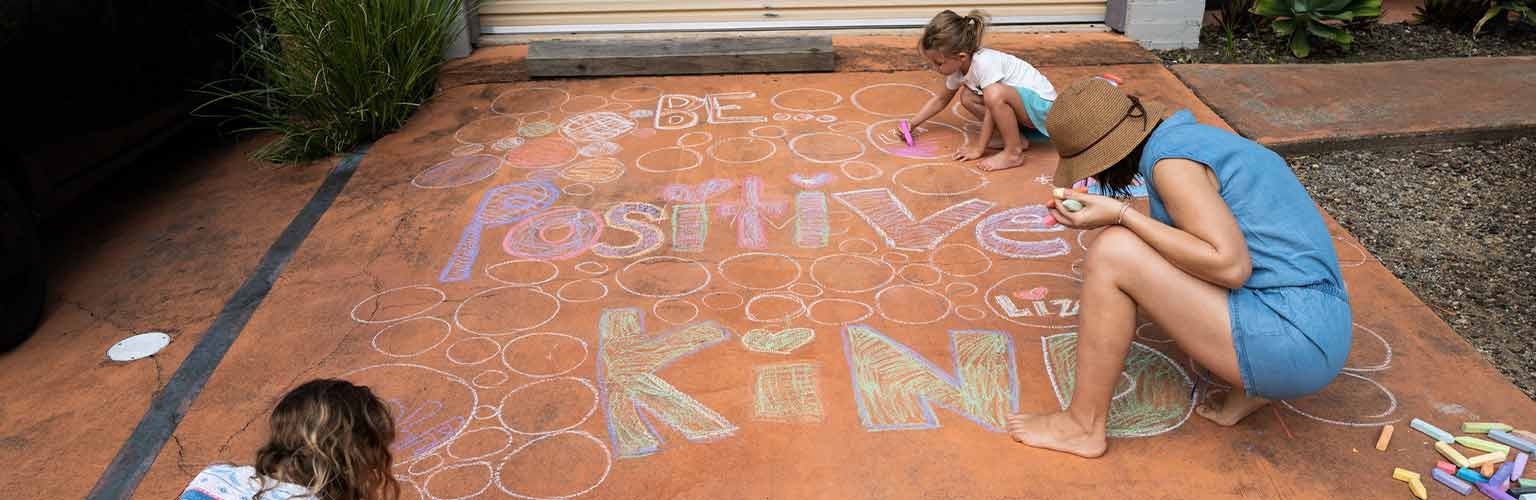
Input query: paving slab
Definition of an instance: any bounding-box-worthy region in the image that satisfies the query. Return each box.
[1172,57,1536,154]
[63,62,1525,500]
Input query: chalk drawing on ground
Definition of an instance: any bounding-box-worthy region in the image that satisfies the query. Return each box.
[788,132,866,164]
[454,286,560,336]
[560,112,636,143]
[876,285,952,325]
[593,202,664,259]
[897,263,943,286]
[850,83,936,117]
[577,141,622,158]
[771,88,844,112]
[950,100,981,124]
[597,308,736,457]
[1281,371,1401,427]
[502,207,604,261]
[843,326,1019,431]
[525,168,563,182]
[612,84,663,102]
[472,405,499,421]
[519,121,556,138]
[954,305,987,321]
[472,370,509,389]
[833,188,996,251]
[1334,236,1371,268]
[708,136,778,164]
[788,172,836,189]
[741,327,815,355]
[562,183,596,196]
[984,273,1083,329]
[407,454,445,476]
[423,460,493,500]
[945,282,979,297]
[750,125,788,139]
[499,376,599,435]
[485,259,560,286]
[745,292,808,323]
[575,260,609,275]
[635,146,703,173]
[446,427,514,462]
[451,143,486,157]
[350,285,447,325]
[975,206,1072,259]
[890,162,988,196]
[701,291,745,310]
[502,332,589,378]
[372,317,451,358]
[810,253,895,293]
[496,431,612,499]
[806,298,874,326]
[716,177,789,249]
[754,363,826,423]
[615,256,711,298]
[445,336,502,365]
[828,121,870,134]
[492,136,526,152]
[1041,333,1196,437]
[455,116,522,144]
[717,252,803,290]
[1344,323,1392,372]
[506,137,579,169]
[561,94,609,114]
[343,364,476,463]
[556,278,609,303]
[788,282,824,298]
[868,120,970,160]
[817,115,837,123]
[440,181,560,283]
[492,87,570,116]
[653,298,700,325]
[839,161,883,181]
[930,243,994,277]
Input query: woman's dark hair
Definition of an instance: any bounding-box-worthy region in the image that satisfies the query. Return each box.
[1090,122,1157,198]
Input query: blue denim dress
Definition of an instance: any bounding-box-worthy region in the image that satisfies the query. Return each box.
[1139,111,1352,400]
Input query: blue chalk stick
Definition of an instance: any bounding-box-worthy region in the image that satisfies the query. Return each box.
[1476,482,1516,500]
[1414,418,1457,443]
[1435,468,1475,495]
[1462,468,1491,483]
[1492,430,1536,454]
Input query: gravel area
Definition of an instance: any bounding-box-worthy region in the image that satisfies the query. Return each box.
[1158,22,1536,64]
[1289,138,1536,399]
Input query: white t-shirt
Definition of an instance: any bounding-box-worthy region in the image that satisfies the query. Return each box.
[945,48,1057,101]
[180,464,315,500]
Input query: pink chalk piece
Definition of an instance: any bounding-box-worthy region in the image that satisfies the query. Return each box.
[900,119,915,147]
[1013,287,1049,300]
[1042,214,1057,227]
[1477,481,1517,500]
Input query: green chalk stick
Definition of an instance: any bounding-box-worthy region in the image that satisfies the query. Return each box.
[1464,422,1514,434]
[1061,199,1085,212]
[1522,478,1536,488]
[1459,435,1513,454]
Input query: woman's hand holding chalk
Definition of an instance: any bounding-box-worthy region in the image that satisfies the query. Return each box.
[1046,187,1125,229]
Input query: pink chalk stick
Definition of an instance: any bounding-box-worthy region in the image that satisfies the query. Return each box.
[900,120,915,147]
[1042,214,1057,227]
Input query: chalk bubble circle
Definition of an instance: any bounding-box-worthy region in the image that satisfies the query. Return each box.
[955,305,987,321]
[708,136,778,164]
[851,83,935,117]
[869,121,971,161]
[447,427,514,461]
[578,141,622,158]
[472,369,509,389]
[611,84,662,102]
[351,285,446,324]
[616,256,711,298]
[561,95,607,114]
[485,259,560,286]
[574,261,609,275]
[794,113,815,121]
[890,162,987,195]
[930,243,994,277]
[839,160,883,181]
[496,431,612,500]
[498,377,599,435]
[373,317,451,358]
[473,405,500,420]
[525,168,563,182]
[446,337,502,365]
[817,115,837,123]
[559,112,635,143]
[455,286,560,336]
[718,252,803,290]
[701,291,745,310]
[493,87,569,116]
[897,263,943,286]
[635,146,703,173]
[412,155,502,189]
[505,137,578,169]
[744,292,807,323]
[502,332,589,378]
[811,253,895,293]
[677,131,714,148]
[455,116,522,144]
[561,183,595,196]
[424,461,493,500]
[881,252,911,265]
[556,279,609,303]
[451,143,486,156]
[653,298,700,325]
[773,112,792,121]
[750,125,788,139]
[407,454,444,476]
[875,285,952,325]
[837,238,879,255]
[828,120,870,134]
[1281,372,1400,427]
[789,133,865,164]
[342,364,475,462]
[788,282,824,298]
[1343,323,1392,372]
[560,157,625,184]
[771,88,844,112]
[807,298,874,326]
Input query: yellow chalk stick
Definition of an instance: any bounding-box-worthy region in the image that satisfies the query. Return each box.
[1394,467,1422,482]
[1409,477,1428,500]
[1468,451,1508,468]
[1378,425,1395,451]
[1438,441,1472,469]
[1462,422,1513,434]
[1458,436,1512,454]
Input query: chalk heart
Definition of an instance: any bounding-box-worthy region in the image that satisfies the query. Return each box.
[741,327,816,355]
[1015,287,1049,300]
[788,172,836,189]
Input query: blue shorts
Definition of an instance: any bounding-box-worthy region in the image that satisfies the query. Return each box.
[1016,86,1055,137]
[1229,283,1352,400]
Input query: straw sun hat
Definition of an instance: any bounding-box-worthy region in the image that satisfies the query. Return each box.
[1047,78,1168,189]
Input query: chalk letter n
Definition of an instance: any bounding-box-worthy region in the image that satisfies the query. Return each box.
[598,308,737,457]
[842,325,1019,432]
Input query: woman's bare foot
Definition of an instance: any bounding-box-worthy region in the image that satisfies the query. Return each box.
[1195,389,1271,426]
[1005,412,1107,458]
[978,148,1028,171]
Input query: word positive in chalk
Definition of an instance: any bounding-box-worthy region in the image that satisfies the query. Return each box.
[992,295,1080,319]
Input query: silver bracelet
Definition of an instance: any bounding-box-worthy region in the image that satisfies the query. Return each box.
[1115,203,1131,225]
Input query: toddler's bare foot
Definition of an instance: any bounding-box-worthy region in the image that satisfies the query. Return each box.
[1005,412,1107,458]
[978,148,1028,171]
[1195,389,1271,426]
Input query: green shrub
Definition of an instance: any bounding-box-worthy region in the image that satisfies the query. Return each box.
[1416,0,1493,29]
[1214,0,1270,55]
[1475,0,1536,35]
[1253,0,1383,57]
[199,0,465,163]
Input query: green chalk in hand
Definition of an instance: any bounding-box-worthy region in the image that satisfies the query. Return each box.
[1061,199,1085,212]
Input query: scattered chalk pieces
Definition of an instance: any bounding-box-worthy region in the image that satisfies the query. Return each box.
[1490,430,1536,454]
[1523,478,1536,488]
[1416,419,1458,444]
[1440,441,1475,469]
[1410,477,1428,500]
[1464,422,1515,434]
[1471,450,1510,468]
[1379,425,1396,451]
[1460,436,1513,455]
[1475,482,1515,500]
[1433,468,1474,495]
[1458,468,1489,484]
[1439,461,1460,476]
[1512,452,1527,482]
[1396,467,1424,482]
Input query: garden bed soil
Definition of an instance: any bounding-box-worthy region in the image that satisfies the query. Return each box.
[1289,137,1536,399]
[1158,21,1536,64]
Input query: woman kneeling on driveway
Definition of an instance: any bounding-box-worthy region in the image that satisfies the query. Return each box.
[1007,78,1352,458]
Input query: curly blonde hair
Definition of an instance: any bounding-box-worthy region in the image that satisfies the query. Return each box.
[920,9,991,56]
[254,379,399,500]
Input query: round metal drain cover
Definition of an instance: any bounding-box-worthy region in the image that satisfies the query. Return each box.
[107,332,171,362]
